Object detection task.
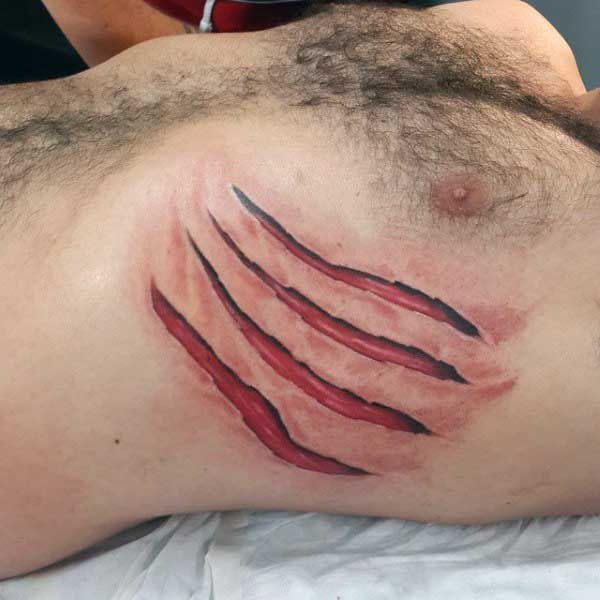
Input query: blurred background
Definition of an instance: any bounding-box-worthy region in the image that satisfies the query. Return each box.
[0,0,598,87]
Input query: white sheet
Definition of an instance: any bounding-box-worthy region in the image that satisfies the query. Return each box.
[3,511,600,599]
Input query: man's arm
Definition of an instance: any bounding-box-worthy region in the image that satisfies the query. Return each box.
[41,0,186,66]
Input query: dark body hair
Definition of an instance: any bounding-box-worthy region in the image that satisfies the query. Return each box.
[1,1,598,231]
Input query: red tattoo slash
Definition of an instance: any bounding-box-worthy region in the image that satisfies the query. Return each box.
[151,186,491,475]
[210,215,466,384]
[232,185,479,337]
[151,284,368,475]
[188,233,430,434]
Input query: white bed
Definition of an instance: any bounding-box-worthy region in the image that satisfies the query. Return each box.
[3,510,600,599]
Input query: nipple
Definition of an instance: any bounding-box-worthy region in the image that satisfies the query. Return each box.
[429,173,489,217]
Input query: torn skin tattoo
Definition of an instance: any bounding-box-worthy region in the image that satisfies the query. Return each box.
[232,186,480,338]
[187,232,431,435]
[209,215,467,385]
[151,185,486,476]
[151,285,368,476]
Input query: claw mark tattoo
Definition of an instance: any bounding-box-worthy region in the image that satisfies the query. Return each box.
[232,186,480,338]
[208,215,467,384]
[152,284,367,475]
[188,232,431,434]
[152,186,486,475]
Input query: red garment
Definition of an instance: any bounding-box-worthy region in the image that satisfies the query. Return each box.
[143,0,309,33]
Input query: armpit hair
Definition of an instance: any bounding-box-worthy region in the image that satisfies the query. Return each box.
[1,0,599,234]
[271,1,600,236]
[0,75,218,227]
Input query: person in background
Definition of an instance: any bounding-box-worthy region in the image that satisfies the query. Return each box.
[41,0,311,66]
[41,0,187,66]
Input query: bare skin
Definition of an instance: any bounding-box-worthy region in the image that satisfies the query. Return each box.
[2,0,600,580]
[41,0,186,65]
[41,0,600,111]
